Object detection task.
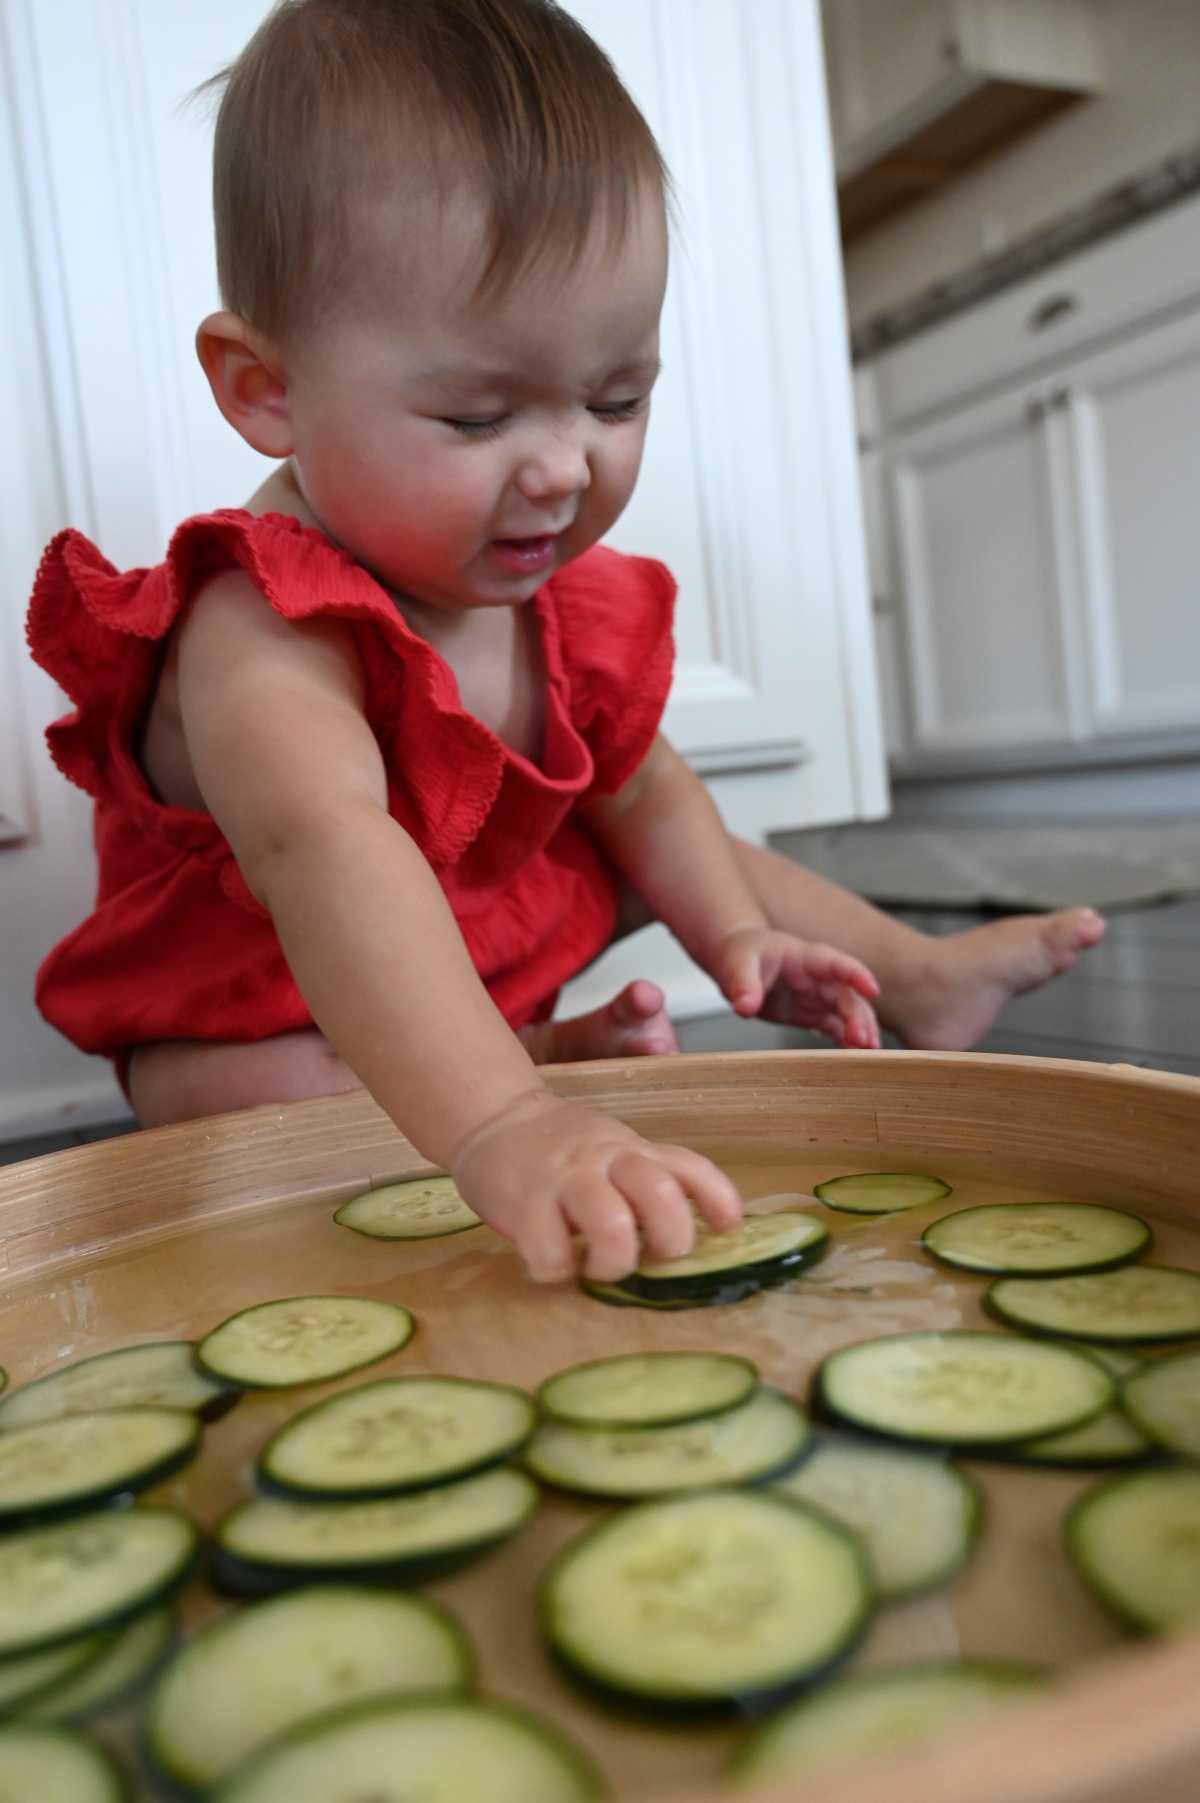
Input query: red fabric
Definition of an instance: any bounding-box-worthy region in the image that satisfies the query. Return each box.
[27,510,675,1072]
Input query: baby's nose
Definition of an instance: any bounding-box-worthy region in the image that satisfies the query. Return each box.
[515,430,591,501]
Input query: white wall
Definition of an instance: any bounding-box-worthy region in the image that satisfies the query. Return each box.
[844,0,1200,329]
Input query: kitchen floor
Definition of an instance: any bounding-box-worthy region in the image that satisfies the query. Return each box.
[3,896,1199,1168]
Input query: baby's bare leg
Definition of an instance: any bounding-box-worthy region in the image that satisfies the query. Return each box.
[128,1029,362,1127]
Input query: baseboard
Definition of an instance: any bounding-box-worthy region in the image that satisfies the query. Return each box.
[0,1077,134,1144]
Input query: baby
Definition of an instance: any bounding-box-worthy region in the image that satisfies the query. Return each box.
[29,0,1103,1284]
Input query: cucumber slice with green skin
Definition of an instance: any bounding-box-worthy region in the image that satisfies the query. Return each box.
[1065,1465,1200,1631]
[0,1408,200,1526]
[595,1212,828,1307]
[0,1633,109,1716]
[773,1440,981,1599]
[817,1331,1114,1447]
[729,1659,1048,1784]
[524,1388,811,1499]
[541,1488,872,1712]
[1121,1346,1200,1458]
[0,1724,126,1801]
[538,1352,758,1429]
[581,1280,723,1312]
[334,1176,481,1240]
[196,1296,414,1389]
[22,1607,174,1723]
[1012,1349,1153,1465]
[923,1202,1151,1276]
[0,1342,235,1429]
[214,1697,602,1803]
[258,1376,536,1500]
[814,1173,951,1215]
[211,1466,539,1596]
[985,1265,1200,1343]
[0,1508,196,1659]
[147,1586,473,1794]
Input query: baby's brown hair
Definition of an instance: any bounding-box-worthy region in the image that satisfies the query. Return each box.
[205,0,669,347]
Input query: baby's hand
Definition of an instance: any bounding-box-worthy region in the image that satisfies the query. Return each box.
[713,926,882,1049]
[450,1091,742,1284]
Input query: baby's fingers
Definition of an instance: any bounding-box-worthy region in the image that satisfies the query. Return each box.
[794,942,880,1000]
[653,1143,743,1235]
[609,1154,696,1264]
[519,1202,580,1286]
[562,1183,641,1283]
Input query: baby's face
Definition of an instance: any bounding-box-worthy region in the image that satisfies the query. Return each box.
[282,184,667,616]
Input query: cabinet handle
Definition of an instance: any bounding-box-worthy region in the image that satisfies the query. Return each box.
[1028,294,1079,332]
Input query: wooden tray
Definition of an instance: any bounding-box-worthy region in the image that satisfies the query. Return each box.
[3,1049,1200,1803]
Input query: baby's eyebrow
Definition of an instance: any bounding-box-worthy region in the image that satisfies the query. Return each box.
[411,356,662,393]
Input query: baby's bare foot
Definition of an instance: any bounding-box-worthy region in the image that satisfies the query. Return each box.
[885,907,1106,1051]
[520,980,679,1064]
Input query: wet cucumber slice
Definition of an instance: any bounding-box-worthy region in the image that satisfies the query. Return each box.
[147,1587,473,1792]
[540,1489,872,1710]
[814,1172,951,1215]
[259,1376,536,1500]
[817,1331,1114,1447]
[923,1202,1151,1275]
[1015,1346,1154,1466]
[212,1467,539,1595]
[729,1659,1048,1783]
[1065,1465,1200,1630]
[590,1212,827,1307]
[0,1408,200,1526]
[524,1388,810,1499]
[334,1177,481,1241]
[197,1296,414,1388]
[0,1342,234,1428]
[214,1697,602,1803]
[22,1607,175,1723]
[773,1439,981,1599]
[985,1265,1200,1343]
[0,1634,109,1715]
[1121,1346,1200,1457]
[0,1508,196,1659]
[0,1725,125,1801]
[537,1352,758,1429]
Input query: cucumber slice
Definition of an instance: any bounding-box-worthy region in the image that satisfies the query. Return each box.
[1066,1466,1200,1630]
[0,1408,200,1525]
[0,1724,125,1801]
[923,1202,1151,1275]
[22,1607,174,1723]
[773,1440,981,1599]
[0,1508,196,1658]
[1122,1347,1200,1457]
[0,1342,234,1428]
[580,1280,716,1312]
[259,1376,536,1500]
[147,1586,473,1792]
[818,1331,1114,1446]
[1015,1350,1153,1466]
[212,1466,539,1595]
[593,1211,828,1307]
[814,1173,951,1215]
[0,1634,109,1715]
[215,1697,601,1803]
[196,1296,414,1388]
[524,1388,810,1499]
[541,1489,872,1710]
[985,1265,1200,1342]
[729,1659,1048,1784]
[334,1177,481,1240]
[538,1352,758,1428]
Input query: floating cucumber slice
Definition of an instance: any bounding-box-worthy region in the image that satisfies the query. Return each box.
[0,1509,196,1658]
[214,1697,602,1803]
[580,1281,720,1312]
[729,1659,1048,1783]
[590,1212,827,1308]
[0,1724,125,1801]
[334,1177,481,1241]
[0,1408,200,1525]
[22,1607,174,1723]
[1121,1346,1200,1458]
[0,1343,234,1428]
[524,1388,810,1499]
[541,1489,872,1710]
[259,1376,536,1500]
[0,1634,108,1715]
[197,1296,414,1388]
[986,1265,1200,1343]
[923,1202,1151,1275]
[212,1467,539,1596]
[537,1352,758,1429]
[817,1331,1114,1447]
[773,1439,981,1599]
[1014,1350,1152,1466]
[1066,1465,1200,1630]
[814,1173,951,1215]
[147,1587,473,1792]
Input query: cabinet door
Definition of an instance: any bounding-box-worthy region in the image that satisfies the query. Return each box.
[1060,308,1200,737]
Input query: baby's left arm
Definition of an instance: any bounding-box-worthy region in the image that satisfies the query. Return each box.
[583,737,880,1048]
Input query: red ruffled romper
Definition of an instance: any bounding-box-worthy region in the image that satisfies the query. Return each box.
[27,511,676,1089]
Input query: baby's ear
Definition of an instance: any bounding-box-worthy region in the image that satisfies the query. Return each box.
[196,312,293,457]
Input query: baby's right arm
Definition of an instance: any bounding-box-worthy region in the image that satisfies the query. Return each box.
[176,573,741,1280]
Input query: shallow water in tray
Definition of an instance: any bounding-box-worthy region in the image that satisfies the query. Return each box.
[3,1149,1197,1798]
